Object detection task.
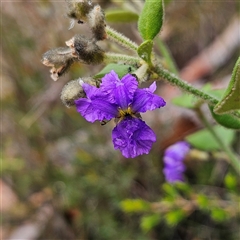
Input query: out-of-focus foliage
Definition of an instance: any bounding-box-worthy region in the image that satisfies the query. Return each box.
[2,1,240,239]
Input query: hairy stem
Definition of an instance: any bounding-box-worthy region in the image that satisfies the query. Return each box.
[154,65,240,119]
[154,65,218,104]
[104,52,140,65]
[106,25,139,52]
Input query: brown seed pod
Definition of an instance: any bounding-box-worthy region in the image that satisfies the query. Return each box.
[66,0,95,29]
[41,47,77,81]
[66,35,105,64]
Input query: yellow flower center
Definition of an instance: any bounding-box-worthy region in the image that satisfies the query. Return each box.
[118,106,134,118]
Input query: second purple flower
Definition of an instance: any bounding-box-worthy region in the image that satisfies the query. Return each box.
[75,70,166,158]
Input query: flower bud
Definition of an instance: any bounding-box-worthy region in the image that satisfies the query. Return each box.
[41,47,76,81]
[60,77,100,107]
[66,35,105,64]
[87,5,106,40]
[66,0,94,29]
[66,1,106,40]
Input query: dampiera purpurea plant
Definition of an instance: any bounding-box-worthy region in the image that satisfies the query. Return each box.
[42,0,240,170]
[40,0,240,236]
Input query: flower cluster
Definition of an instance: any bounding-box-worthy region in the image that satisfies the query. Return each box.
[163,141,190,183]
[75,70,166,158]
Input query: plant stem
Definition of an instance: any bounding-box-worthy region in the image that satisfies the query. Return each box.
[104,52,140,64]
[196,107,240,174]
[106,25,139,52]
[154,65,218,104]
[154,65,240,119]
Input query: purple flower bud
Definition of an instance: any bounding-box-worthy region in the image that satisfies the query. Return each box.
[163,141,190,183]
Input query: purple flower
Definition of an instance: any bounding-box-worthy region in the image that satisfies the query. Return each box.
[75,70,166,158]
[163,141,190,183]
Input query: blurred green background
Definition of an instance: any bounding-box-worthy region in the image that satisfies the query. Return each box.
[1,0,239,239]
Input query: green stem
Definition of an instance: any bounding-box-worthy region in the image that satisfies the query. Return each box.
[104,52,140,65]
[196,107,240,174]
[154,65,240,119]
[106,25,139,52]
[154,65,218,104]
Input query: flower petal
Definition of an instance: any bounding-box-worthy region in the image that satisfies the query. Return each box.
[100,70,138,109]
[112,117,156,158]
[164,141,190,162]
[162,141,190,184]
[81,82,100,99]
[132,82,166,113]
[163,168,184,183]
[163,156,186,171]
[75,83,118,122]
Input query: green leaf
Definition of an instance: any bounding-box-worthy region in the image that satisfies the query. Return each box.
[204,88,225,99]
[175,182,191,196]
[214,57,240,114]
[186,125,235,151]
[172,94,197,109]
[94,63,136,79]
[172,84,212,109]
[156,38,178,75]
[120,199,150,213]
[162,183,178,197]
[140,214,161,233]
[105,10,139,23]
[196,194,209,210]
[138,0,164,40]
[211,208,227,222]
[165,209,185,226]
[224,173,238,191]
[209,104,240,129]
[137,40,153,64]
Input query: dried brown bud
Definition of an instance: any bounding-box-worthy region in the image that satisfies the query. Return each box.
[66,0,94,29]
[87,5,106,40]
[60,77,100,107]
[66,0,106,40]
[41,47,77,81]
[66,35,105,64]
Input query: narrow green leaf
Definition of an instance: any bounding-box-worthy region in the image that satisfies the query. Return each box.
[138,0,164,40]
[211,208,227,222]
[214,57,240,114]
[137,40,153,64]
[186,125,235,151]
[175,182,191,196]
[140,214,161,233]
[105,10,139,23]
[209,104,240,129]
[162,183,178,197]
[120,199,150,213]
[224,173,238,191]
[165,209,185,226]
[94,63,136,79]
[196,194,209,210]
[156,38,178,75]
